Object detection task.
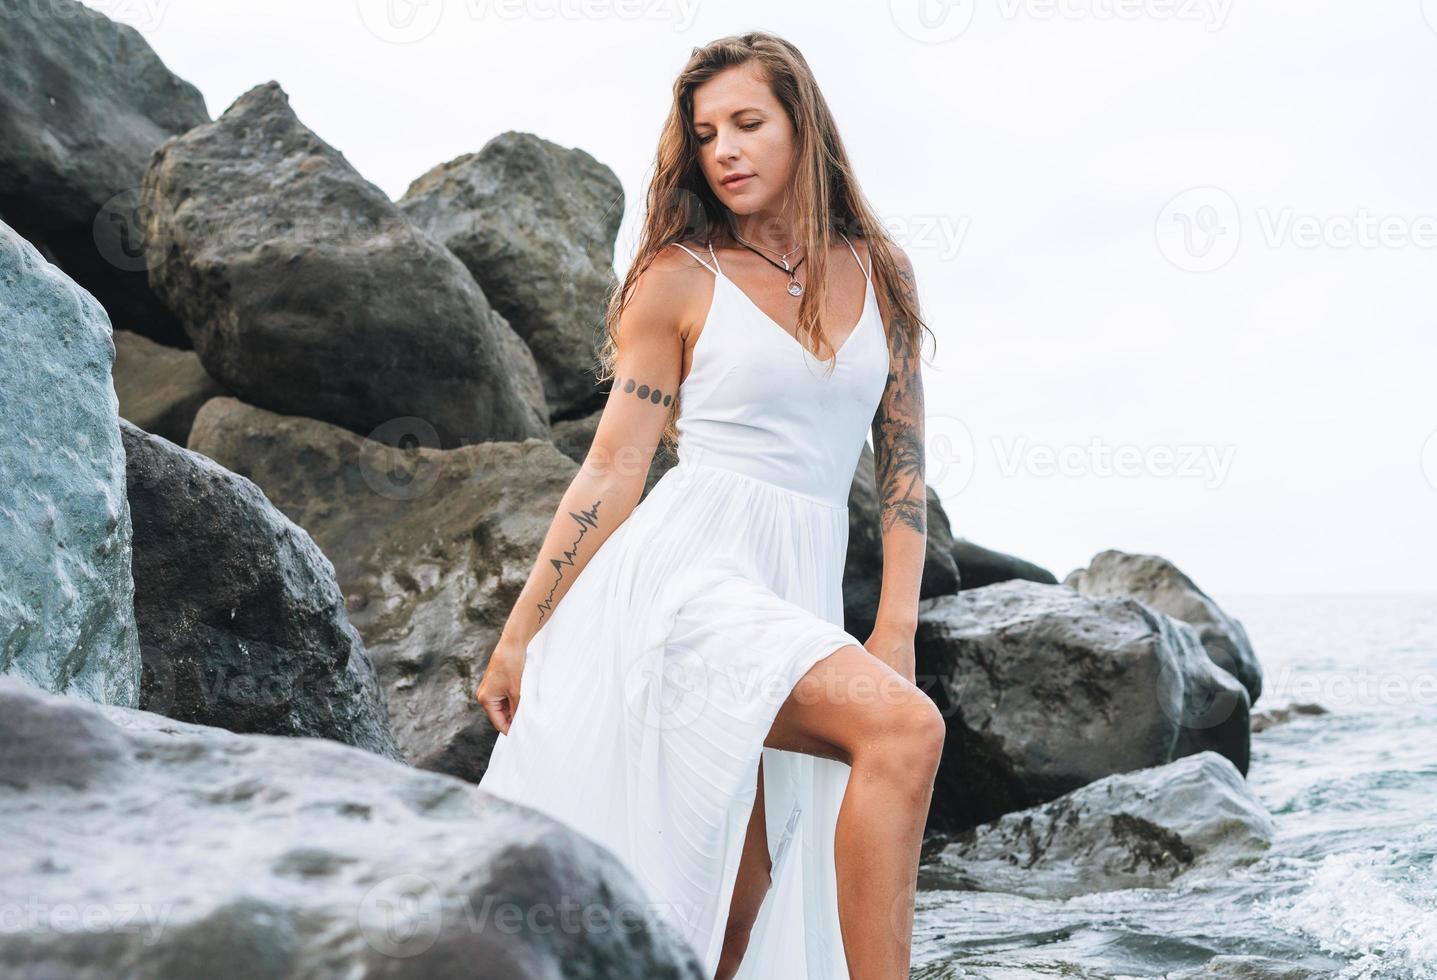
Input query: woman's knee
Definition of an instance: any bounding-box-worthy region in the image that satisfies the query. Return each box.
[908,698,947,765]
[855,696,946,783]
[767,643,945,769]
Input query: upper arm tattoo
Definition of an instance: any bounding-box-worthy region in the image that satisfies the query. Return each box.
[871,254,927,536]
[613,376,674,408]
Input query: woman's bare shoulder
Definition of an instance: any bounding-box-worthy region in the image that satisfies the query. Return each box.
[848,232,883,271]
[621,243,714,343]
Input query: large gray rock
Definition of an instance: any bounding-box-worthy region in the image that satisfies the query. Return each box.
[915,580,1250,830]
[1165,611,1252,774]
[1251,701,1328,733]
[1065,549,1263,703]
[122,420,400,760]
[399,132,624,420]
[953,538,1057,589]
[187,397,576,781]
[924,752,1275,899]
[141,81,548,448]
[0,220,141,706]
[0,677,706,979]
[0,0,209,346]
[1164,956,1326,979]
[843,442,960,635]
[113,329,229,444]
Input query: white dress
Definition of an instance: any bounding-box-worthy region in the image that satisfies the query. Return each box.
[478,234,890,978]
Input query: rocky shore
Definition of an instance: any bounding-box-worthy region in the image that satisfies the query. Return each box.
[1,3,1291,976]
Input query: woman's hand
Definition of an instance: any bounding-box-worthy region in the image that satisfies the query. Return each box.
[475,636,528,735]
[864,620,917,686]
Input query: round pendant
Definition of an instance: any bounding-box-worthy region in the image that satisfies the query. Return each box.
[787,280,803,297]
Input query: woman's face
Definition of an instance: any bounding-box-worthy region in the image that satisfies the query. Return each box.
[691,62,796,220]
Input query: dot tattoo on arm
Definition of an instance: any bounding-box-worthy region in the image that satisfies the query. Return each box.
[615,376,673,407]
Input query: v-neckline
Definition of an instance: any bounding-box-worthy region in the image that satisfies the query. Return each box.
[716,269,872,360]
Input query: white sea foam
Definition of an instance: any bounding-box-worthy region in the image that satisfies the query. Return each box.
[1258,846,1437,979]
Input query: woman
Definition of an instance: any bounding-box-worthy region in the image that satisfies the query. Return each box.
[475,31,943,980]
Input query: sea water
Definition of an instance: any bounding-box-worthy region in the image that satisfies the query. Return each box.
[910,592,1437,979]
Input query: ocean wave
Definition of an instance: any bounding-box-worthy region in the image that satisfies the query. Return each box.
[1257,844,1437,979]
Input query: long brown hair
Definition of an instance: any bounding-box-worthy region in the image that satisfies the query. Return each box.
[596,30,934,453]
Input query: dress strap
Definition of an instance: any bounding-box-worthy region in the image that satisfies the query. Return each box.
[840,233,871,283]
[670,241,718,277]
[707,240,723,275]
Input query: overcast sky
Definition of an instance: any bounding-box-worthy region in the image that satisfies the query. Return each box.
[101,0,1436,596]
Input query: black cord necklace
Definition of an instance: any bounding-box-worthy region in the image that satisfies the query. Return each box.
[723,214,807,295]
[733,241,807,297]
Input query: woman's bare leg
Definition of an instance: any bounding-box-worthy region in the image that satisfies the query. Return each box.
[756,642,944,980]
[715,757,771,980]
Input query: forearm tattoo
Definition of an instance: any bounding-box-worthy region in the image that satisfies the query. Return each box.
[871,256,927,536]
[537,499,602,622]
[614,376,673,407]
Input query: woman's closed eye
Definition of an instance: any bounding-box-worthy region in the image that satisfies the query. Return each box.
[697,121,762,144]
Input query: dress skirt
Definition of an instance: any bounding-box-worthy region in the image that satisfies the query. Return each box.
[479,456,863,978]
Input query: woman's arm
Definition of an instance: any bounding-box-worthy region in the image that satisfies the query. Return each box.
[476,250,693,733]
[866,246,928,682]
